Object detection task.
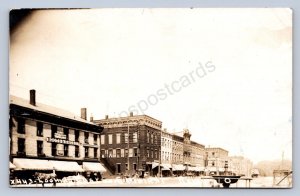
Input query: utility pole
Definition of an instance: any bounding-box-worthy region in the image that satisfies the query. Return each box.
[127,123,130,176]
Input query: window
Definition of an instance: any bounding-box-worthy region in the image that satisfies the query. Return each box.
[51,125,57,138]
[93,134,98,145]
[84,132,89,144]
[100,135,105,144]
[37,141,43,155]
[117,164,121,173]
[64,128,69,140]
[64,144,68,156]
[212,152,215,156]
[147,149,149,158]
[75,146,79,157]
[37,122,43,136]
[18,138,25,153]
[116,149,121,158]
[121,149,124,157]
[51,143,57,156]
[101,149,105,158]
[85,147,89,157]
[108,149,113,158]
[75,130,79,142]
[154,135,157,145]
[125,149,128,157]
[124,133,128,143]
[151,150,153,158]
[125,163,128,171]
[154,150,157,159]
[151,133,153,144]
[108,134,113,144]
[94,148,98,158]
[17,118,25,134]
[116,133,121,144]
[133,163,137,171]
[147,132,150,143]
[133,132,137,143]
[133,148,138,157]
[212,161,215,166]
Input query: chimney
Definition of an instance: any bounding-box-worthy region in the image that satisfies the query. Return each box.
[129,112,133,117]
[90,114,94,122]
[105,115,109,120]
[81,108,87,120]
[29,89,36,106]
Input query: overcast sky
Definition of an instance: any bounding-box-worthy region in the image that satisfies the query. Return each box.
[10,8,292,163]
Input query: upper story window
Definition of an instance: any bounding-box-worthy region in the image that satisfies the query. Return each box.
[147,132,150,143]
[18,138,25,153]
[37,140,43,155]
[84,132,89,144]
[116,133,121,144]
[133,132,137,143]
[64,144,68,156]
[93,134,98,145]
[124,133,129,143]
[51,125,57,138]
[37,122,43,136]
[108,134,113,144]
[100,135,105,144]
[63,128,69,140]
[17,118,25,134]
[75,130,79,142]
[75,146,80,157]
[85,147,89,157]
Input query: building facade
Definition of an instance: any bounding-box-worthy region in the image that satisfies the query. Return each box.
[9,90,105,184]
[93,113,162,176]
[205,147,229,175]
[228,156,253,176]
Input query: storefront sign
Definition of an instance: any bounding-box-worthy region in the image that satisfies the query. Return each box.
[47,137,79,145]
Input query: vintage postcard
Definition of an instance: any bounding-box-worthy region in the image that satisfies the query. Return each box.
[9,8,292,188]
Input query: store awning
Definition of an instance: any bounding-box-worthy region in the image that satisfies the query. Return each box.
[82,162,107,172]
[50,160,84,172]
[161,163,172,169]
[9,162,16,169]
[172,164,185,171]
[152,162,159,169]
[13,158,53,170]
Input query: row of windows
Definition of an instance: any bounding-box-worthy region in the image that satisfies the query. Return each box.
[100,132,137,145]
[17,138,98,158]
[101,148,138,158]
[17,119,98,145]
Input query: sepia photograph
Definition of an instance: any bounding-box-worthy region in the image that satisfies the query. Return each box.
[9,8,292,188]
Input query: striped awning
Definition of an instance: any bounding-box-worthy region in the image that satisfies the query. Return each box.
[82,162,106,172]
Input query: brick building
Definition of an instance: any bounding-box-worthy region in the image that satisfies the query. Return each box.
[9,90,105,183]
[93,113,162,176]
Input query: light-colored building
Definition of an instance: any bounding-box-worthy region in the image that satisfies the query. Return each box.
[228,156,253,176]
[205,147,229,174]
[9,90,105,184]
[161,129,173,167]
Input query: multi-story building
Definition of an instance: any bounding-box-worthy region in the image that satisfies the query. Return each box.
[93,113,162,176]
[9,90,105,183]
[228,156,253,176]
[161,129,173,166]
[172,129,206,174]
[205,147,229,175]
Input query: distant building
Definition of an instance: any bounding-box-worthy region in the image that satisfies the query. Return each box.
[9,90,105,183]
[228,156,253,176]
[205,147,229,175]
[93,113,162,176]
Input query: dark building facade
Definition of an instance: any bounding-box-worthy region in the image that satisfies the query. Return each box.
[93,113,162,176]
[9,90,105,184]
